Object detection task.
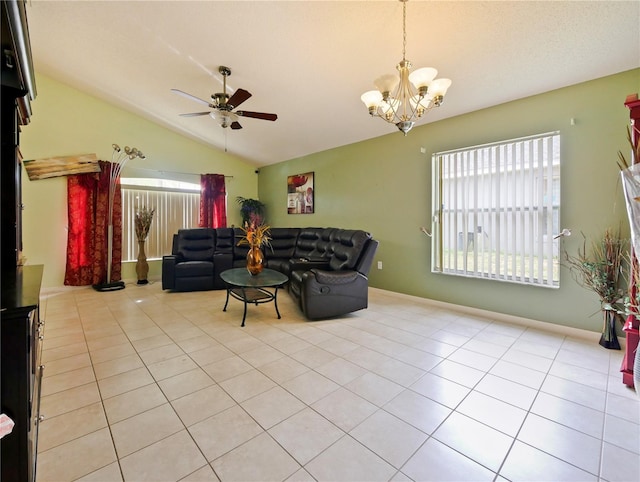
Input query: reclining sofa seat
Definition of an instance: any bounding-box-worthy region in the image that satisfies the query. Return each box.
[264,228,300,274]
[289,229,379,320]
[162,228,217,291]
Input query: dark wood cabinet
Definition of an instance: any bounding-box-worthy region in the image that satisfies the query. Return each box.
[1,265,44,482]
[1,3,40,480]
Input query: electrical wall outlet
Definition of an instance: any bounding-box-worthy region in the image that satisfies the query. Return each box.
[377,261,383,270]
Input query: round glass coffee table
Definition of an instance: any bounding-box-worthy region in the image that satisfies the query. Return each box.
[220,268,289,326]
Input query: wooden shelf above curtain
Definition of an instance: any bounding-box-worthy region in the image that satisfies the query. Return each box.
[23,153,99,180]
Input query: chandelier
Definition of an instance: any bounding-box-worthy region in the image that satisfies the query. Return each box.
[360,0,451,135]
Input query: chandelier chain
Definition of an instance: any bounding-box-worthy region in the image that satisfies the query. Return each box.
[402,0,407,61]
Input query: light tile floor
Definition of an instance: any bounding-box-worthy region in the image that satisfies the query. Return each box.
[35,283,640,481]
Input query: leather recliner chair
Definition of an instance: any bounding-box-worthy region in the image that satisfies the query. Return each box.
[161,228,217,291]
[289,230,379,320]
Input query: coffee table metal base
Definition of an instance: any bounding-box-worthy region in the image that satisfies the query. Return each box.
[223,286,282,327]
[220,268,289,327]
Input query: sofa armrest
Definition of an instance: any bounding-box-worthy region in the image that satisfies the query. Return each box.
[289,257,331,273]
[309,269,360,285]
[213,252,234,289]
[162,255,178,290]
[299,269,369,319]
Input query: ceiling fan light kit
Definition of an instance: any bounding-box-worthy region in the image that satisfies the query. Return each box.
[361,0,451,135]
[172,65,277,131]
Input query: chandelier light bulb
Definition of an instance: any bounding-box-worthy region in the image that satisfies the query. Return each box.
[360,90,383,107]
[428,78,452,98]
[374,74,400,98]
[408,67,438,90]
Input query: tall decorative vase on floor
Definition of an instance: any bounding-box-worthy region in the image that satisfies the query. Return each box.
[564,228,626,350]
[600,308,621,350]
[136,240,149,284]
[135,207,155,285]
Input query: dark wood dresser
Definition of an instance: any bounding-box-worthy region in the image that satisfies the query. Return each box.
[1,264,44,482]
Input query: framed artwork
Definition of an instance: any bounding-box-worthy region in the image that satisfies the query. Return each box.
[287,172,314,214]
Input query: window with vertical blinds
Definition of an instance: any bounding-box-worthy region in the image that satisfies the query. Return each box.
[431,132,561,287]
[121,180,201,262]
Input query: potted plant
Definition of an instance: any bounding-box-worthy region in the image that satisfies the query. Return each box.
[236,196,266,226]
[564,227,627,349]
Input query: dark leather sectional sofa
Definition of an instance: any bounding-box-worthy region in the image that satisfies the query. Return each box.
[162,227,379,320]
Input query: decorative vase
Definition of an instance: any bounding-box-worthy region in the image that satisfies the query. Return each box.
[246,245,264,275]
[599,308,621,350]
[136,239,149,284]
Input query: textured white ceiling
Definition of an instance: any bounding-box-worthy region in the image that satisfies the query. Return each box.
[26,0,640,166]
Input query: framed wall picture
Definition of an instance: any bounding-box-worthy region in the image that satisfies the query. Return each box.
[287,172,314,214]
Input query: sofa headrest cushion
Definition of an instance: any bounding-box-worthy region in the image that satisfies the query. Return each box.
[329,230,371,271]
[177,228,216,261]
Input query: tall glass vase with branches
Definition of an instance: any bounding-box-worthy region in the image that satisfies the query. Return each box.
[564,227,627,349]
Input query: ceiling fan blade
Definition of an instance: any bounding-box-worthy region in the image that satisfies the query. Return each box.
[236,110,278,121]
[230,121,243,130]
[227,88,252,109]
[179,112,211,117]
[171,89,212,107]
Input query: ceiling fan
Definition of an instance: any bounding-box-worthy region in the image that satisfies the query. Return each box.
[171,66,277,130]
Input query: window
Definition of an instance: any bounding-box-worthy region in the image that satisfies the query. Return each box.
[431,132,561,287]
[121,179,200,262]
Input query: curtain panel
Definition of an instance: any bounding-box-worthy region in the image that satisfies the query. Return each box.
[199,173,227,228]
[64,161,122,286]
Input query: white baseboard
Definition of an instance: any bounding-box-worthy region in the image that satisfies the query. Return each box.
[369,287,619,346]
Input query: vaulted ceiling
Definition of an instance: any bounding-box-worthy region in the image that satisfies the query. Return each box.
[26,1,640,166]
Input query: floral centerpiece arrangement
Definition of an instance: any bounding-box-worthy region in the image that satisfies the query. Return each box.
[237,222,272,249]
[564,227,627,349]
[237,213,271,275]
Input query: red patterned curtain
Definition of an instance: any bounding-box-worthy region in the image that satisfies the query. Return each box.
[199,173,227,228]
[64,161,122,286]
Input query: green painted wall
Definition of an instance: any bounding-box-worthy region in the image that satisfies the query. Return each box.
[20,74,259,288]
[258,69,640,332]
